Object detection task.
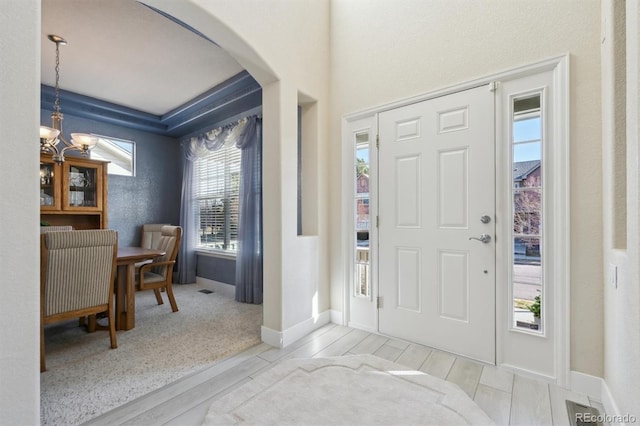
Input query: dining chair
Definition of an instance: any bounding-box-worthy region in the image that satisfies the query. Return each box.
[40,225,73,233]
[136,223,169,268]
[136,225,182,312]
[140,223,169,249]
[40,229,118,372]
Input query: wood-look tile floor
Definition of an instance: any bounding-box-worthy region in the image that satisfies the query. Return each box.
[83,324,605,426]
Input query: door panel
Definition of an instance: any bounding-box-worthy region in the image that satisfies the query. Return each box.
[378,85,495,363]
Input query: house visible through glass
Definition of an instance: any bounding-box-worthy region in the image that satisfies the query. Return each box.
[90,135,135,176]
[512,94,543,333]
[355,132,370,297]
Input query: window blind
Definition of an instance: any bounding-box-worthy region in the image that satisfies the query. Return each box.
[193,142,241,252]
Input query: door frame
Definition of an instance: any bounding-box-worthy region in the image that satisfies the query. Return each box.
[342,55,570,386]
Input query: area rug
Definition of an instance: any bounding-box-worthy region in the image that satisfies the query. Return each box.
[40,282,262,426]
[203,354,494,425]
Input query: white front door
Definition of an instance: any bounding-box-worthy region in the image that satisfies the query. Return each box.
[378,84,495,363]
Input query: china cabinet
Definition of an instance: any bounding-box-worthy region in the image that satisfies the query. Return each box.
[40,154,108,229]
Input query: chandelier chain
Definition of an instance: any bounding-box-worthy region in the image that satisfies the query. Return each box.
[54,41,61,114]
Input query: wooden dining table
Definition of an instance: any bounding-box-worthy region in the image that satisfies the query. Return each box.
[115,246,165,330]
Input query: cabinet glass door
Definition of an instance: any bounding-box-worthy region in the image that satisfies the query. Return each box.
[40,160,60,210]
[64,163,101,210]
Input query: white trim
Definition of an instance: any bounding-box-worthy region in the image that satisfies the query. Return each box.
[260,325,283,348]
[570,370,603,400]
[196,249,237,260]
[341,54,571,387]
[261,310,331,348]
[330,309,345,325]
[601,380,626,424]
[569,372,630,425]
[344,54,570,123]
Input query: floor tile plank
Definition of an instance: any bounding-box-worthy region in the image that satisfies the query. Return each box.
[474,383,511,426]
[479,365,514,393]
[348,333,388,355]
[446,358,483,398]
[395,344,432,370]
[510,375,553,426]
[313,328,369,358]
[419,350,456,379]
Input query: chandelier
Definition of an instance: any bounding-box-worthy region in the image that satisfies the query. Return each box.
[39,35,97,164]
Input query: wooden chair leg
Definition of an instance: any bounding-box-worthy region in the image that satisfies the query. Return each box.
[108,308,117,349]
[166,283,179,312]
[40,322,46,372]
[153,288,164,305]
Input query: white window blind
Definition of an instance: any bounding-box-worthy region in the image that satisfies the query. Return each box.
[194,142,241,252]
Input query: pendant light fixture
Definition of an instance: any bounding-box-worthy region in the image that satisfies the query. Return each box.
[40,34,98,163]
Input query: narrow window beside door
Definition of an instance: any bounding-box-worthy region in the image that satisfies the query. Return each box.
[511,94,544,333]
[355,132,370,297]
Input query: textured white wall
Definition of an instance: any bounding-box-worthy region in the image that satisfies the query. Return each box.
[602,0,640,419]
[0,0,41,423]
[329,0,603,377]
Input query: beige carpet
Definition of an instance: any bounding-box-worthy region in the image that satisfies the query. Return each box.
[40,282,263,426]
[204,354,494,426]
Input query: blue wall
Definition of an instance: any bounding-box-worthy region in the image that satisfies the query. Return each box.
[41,110,182,246]
[41,109,237,284]
[197,255,236,285]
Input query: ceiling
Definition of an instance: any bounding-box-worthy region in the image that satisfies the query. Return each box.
[41,0,245,116]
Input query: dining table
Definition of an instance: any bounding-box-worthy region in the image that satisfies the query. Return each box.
[115,246,165,330]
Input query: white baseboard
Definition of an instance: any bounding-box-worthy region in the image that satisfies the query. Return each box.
[570,371,633,425]
[261,310,332,348]
[570,370,602,400]
[195,277,235,299]
[330,309,344,325]
[601,380,627,425]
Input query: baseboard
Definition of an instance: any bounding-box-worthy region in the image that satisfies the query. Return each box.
[570,371,633,425]
[347,321,377,333]
[261,310,332,348]
[601,380,628,425]
[570,370,602,400]
[195,277,235,299]
[330,309,344,325]
[499,363,556,383]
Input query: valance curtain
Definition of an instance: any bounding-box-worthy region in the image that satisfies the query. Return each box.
[177,116,263,304]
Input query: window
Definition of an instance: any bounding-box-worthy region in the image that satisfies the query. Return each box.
[354,132,370,297]
[511,94,543,333]
[193,142,241,253]
[90,135,135,176]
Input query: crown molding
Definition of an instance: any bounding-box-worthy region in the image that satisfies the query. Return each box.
[41,70,261,138]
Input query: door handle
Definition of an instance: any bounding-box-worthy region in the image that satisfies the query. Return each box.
[469,234,491,243]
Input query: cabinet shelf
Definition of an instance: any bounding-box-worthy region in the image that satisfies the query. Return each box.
[40,154,109,229]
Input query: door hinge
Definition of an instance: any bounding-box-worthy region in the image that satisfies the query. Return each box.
[488,81,497,92]
[376,296,383,309]
[376,134,379,148]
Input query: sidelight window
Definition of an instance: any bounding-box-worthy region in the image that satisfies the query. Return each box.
[354,132,370,297]
[511,94,544,333]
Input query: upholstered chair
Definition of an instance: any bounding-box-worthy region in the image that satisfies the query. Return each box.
[140,223,169,249]
[136,223,169,269]
[136,225,182,312]
[40,225,73,233]
[40,229,118,372]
